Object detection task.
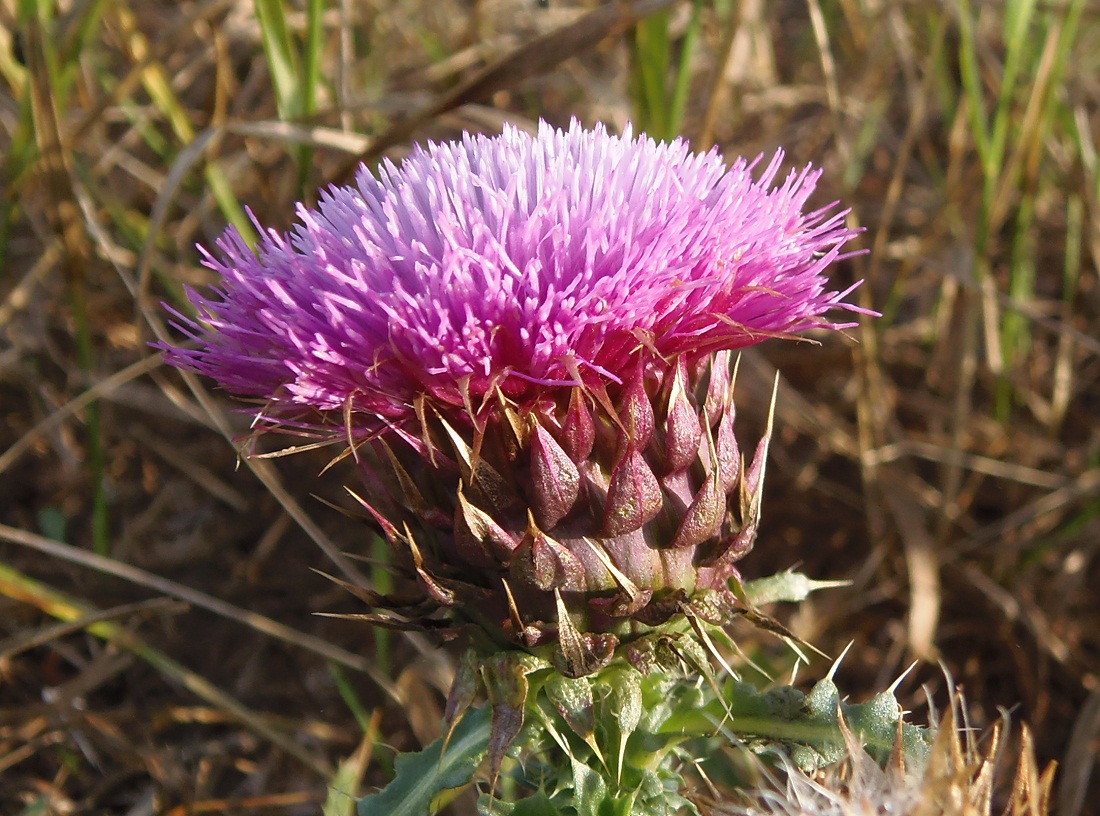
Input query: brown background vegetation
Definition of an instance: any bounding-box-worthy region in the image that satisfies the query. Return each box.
[1,0,1099,813]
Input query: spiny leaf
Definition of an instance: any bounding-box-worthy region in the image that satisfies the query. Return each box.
[442,651,481,753]
[571,757,609,816]
[604,668,643,785]
[357,705,491,816]
[483,653,531,792]
[482,789,560,816]
[742,569,850,606]
[544,672,597,743]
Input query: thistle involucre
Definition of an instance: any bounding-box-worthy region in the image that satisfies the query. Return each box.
[162,120,862,673]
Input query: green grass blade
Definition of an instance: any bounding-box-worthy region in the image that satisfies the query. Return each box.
[998,191,1037,396]
[956,0,991,169]
[254,0,302,121]
[53,0,108,102]
[667,0,702,140]
[255,0,325,194]
[989,0,1038,171]
[633,10,672,139]
[300,0,326,193]
[304,0,325,120]
[330,660,377,734]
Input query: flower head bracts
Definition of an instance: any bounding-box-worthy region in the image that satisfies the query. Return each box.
[162,120,861,434]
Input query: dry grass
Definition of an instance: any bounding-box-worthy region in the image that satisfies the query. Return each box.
[711,691,1057,816]
[1,0,1099,813]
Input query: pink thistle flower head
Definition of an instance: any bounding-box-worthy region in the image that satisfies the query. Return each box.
[162,119,861,432]
[161,120,867,664]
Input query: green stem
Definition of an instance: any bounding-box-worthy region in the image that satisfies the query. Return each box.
[660,708,844,746]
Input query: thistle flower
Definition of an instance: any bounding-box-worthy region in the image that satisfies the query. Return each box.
[161,120,863,671]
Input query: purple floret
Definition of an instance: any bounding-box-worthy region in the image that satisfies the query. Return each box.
[161,120,863,432]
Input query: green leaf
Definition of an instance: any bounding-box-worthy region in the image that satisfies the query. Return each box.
[324,740,371,816]
[571,758,608,816]
[478,789,565,816]
[741,570,848,606]
[637,674,678,733]
[511,790,561,816]
[634,770,697,816]
[477,793,514,815]
[545,673,595,741]
[358,705,491,816]
[603,668,642,785]
[607,670,642,739]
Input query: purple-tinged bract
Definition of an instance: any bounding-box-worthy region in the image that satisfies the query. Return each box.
[162,120,860,431]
